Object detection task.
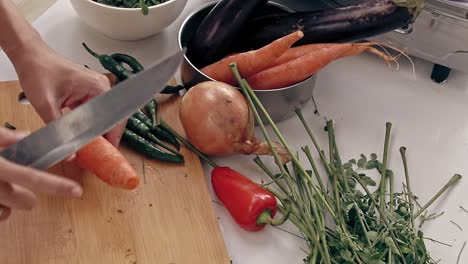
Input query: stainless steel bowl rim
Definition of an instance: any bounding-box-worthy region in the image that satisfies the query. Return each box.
[85,0,177,11]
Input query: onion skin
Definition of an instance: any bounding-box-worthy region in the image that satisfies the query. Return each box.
[180,81,254,156]
[180,81,290,163]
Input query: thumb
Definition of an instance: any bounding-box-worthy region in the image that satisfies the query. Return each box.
[0,128,30,147]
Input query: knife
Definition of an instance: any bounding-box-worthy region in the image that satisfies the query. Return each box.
[0,49,184,169]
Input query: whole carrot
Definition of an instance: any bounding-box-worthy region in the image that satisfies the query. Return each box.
[247,42,397,90]
[268,43,335,68]
[201,31,304,85]
[76,136,139,190]
[270,42,397,68]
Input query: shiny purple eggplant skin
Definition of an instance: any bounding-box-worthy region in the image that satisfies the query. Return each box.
[186,0,269,68]
[234,0,414,51]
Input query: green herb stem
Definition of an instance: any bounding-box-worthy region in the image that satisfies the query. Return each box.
[354,203,372,246]
[302,146,327,193]
[231,64,337,221]
[159,120,218,168]
[450,220,464,232]
[254,157,291,197]
[353,174,408,264]
[379,122,392,212]
[457,241,466,264]
[414,174,462,218]
[230,64,333,264]
[400,147,415,229]
[460,206,468,214]
[327,121,351,193]
[295,109,333,176]
[389,170,394,212]
[424,237,452,247]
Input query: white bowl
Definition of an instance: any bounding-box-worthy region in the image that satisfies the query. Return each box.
[70,0,188,41]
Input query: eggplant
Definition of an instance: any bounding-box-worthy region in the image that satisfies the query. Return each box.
[186,0,269,68]
[233,0,419,51]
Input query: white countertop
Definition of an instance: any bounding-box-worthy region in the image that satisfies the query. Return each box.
[1,1,468,263]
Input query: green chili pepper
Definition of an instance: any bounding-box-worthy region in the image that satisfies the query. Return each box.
[160,84,186,94]
[133,110,180,151]
[126,116,181,158]
[111,53,144,74]
[83,46,177,150]
[145,99,158,127]
[82,43,132,81]
[119,58,157,127]
[153,126,180,151]
[111,54,159,127]
[122,129,184,163]
[4,122,16,130]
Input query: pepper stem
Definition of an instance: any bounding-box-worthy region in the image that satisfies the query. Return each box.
[256,200,291,226]
[82,42,101,59]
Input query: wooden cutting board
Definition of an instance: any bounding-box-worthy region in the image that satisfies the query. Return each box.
[0,80,230,264]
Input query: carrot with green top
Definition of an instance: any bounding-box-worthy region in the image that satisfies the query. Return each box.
[76,136,139,190]
[200,31,304,85]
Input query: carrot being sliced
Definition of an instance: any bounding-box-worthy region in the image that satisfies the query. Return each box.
[201,31,304,85]
[247,42,398,90]
[76,136,139,190]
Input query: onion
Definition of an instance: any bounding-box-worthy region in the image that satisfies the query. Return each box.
[180,81,290,163]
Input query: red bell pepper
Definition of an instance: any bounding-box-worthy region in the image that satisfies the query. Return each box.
[211,166,288,232]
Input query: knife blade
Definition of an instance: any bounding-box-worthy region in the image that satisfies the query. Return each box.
[0,49,184,169]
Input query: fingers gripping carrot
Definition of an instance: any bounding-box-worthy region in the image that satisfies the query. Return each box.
[76,136,139,190]
[201,31,304,85]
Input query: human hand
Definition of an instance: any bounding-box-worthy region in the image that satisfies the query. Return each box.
[0,128,83,222]
[8,42,126,147]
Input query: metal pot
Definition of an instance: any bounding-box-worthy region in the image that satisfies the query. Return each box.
[177,1,317,123]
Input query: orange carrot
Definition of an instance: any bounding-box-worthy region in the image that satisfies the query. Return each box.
[269,42,399,68]
[247,42,397,90]
[201,31,304,85]
[268,43,334,68]
[76,136,139,190]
